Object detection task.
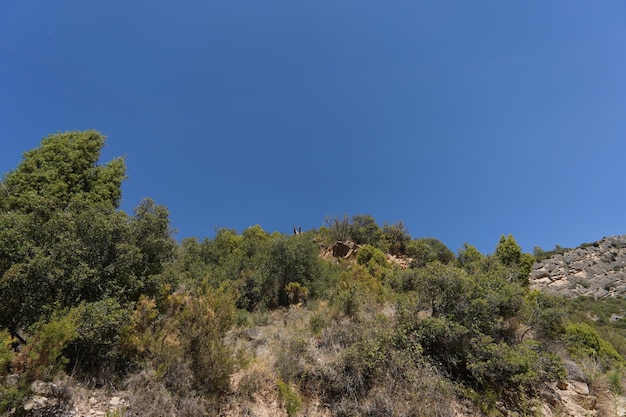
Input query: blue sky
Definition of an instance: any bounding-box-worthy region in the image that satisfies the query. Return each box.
[1,1,625,254]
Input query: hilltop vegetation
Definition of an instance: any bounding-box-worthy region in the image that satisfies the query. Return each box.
[0,131,624,416]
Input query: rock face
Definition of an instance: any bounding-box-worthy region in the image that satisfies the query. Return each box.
[331,241,360,259]
[530,235,626,298]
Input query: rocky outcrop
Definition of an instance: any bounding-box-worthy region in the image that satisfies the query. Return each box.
[530,235,626,298]
[20,380,73,417]
[12,378,130,417]
[332,241,360,259]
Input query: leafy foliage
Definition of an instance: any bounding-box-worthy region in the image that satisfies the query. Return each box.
[284,282,309,305]
[276,379,303,417]
[122,285,237,395]
[65,298,133,377]
[398,260,563,398]
[521,290,566,339]
[0,130,125,214]
[349,214,383,246]
[381,221,411,255]
[356,244,387,268]
[0,133,175,334]
[406,237,455,267]
[11,311,78,383]
[564,322,624,369]
[0,329,14,377]
[495,234,535,285]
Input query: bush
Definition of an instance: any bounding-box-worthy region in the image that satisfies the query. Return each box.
[285,282,309,305]
[0,329,14,376]
[331,266,383,318]
[302,311,457,417]
[254,235,321,308]
[522,291,566,340]
[65,298,132,380]
[406,238,455,267]
[467,339,564,392]
[564,322,624,369]
[277,378,303,417]
[414,317,470,378]
[12,312,78,383]
[122,285,237,396]
[356,244,387,268]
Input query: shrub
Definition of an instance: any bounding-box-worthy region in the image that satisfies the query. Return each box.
[12,312,78,382]
[406,238,455,267]
[356,244,387,268]
[325,214,351,242]
[414,317,471,378]
[564,322,624,369]
[285,282,309,305]
[303,311,457,417]
[349,214,383,246]
[124,369,178,417]
[65,298,132,380]
[254,234,321,308]
[467,339,565,392]
[122,284,237,396]
[0,329,14,376]
[522,291,566,340]
[331,265,384,318]
[309,312,328,336]
[277,378,303,417]
[237,365,273,401]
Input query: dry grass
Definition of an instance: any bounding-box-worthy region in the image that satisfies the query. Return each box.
[123,369,212,417]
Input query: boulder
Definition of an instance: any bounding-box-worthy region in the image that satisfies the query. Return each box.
[332,241,360,259]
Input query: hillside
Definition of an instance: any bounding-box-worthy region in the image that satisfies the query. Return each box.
[2,133,626,417]
[21,236,626,417]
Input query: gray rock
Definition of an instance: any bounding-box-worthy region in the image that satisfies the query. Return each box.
[563,360,586,383]
[6,374,19,386]
[21,380,72,417]
[31,380,59,396]
[530,235,626,298]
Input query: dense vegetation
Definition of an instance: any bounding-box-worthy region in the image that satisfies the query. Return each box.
[0,131,624,416]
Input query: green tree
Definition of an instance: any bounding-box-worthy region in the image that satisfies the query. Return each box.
[350,214,383,246]
[381,221,410,255]
[533,246,547,262]
[495,234,535,285]
[416,262,469,319]
[457,243,484,268]
[0,132,175,334]
[130,198,177,283]
[255,235,321,308]
[403,260,561,395]
[356,244,387,268]
[495,234,522,267]
[0,130,125,215]
[521,291,566,340]
[406,238,455,267]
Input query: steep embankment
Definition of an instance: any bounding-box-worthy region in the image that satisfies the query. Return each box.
[530,235,626,298]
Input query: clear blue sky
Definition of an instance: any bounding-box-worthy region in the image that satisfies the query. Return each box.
[1,1,625,254]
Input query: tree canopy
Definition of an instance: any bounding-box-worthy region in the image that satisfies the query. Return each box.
[0,132,174,333]
[1,131,125,215]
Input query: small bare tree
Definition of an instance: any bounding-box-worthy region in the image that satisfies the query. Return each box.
[324,214,351,242]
